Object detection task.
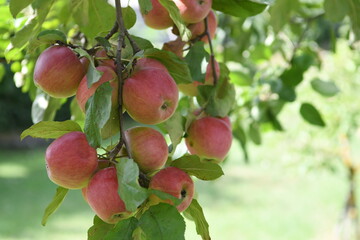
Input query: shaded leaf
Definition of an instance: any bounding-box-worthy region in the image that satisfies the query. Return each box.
[163,111,184,155]
[300,103,326,127]
[9,0,34,18]
[185,42,207,82]
[74,48,103,88]
[37,30,67,44]
[213,0,268,18]
[311,78,340,97]
[122,6,137,30]
[138,0,153,14]
[184,199,210,240]
[88,216,114,240]
[105,217,139,240]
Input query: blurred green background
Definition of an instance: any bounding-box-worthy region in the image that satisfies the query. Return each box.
[1,39,360,240]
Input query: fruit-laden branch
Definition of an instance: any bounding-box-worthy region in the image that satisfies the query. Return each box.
[109,0,128,161]
[204,16,218,86]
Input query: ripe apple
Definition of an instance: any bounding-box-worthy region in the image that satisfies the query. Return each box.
[95,48,116,70]
[149,167,194,211]
[174,0,212,24]
[34,46,85,98]
[178,58,220,96]
[188,10,217,43]
[185,116,232,163]
[83,167,130,224]
[136,58,168,71]
[80,57,90,72]
[123,58,179,124]
[45,131,98,189]
[125,127,168,172]
[142,0,173,29]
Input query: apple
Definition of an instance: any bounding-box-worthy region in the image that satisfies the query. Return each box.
[123,58,179,124]
[95,48,116,70]
[162,38,186,58]
[142,0,173,29]
[185,116,232,163]
[188,10,217,43]
[34,46,85,98]
[125,127,168,172]
[174,0,212,24]
[178,58,220,96]
[149,167,194,211]
[136,58,168,71]
[83,167,130,224]
[45,131,98,189]
[80,57,90,72]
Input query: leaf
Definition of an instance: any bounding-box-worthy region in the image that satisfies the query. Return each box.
[74,48,103,88]
[21,120,82,140]
[139,203,186,240]
[212,0,268,18]
[324,0,349,22]
[158,0,191,41]
[249,122,261,145]
[311,79,340,97]
[122,6,137,30]
[116,158,148,212]
[37,30,67,44]
[10,0,53,49]
[95,37,112,52]
[171,155,224,181]
[346,0,360,40]
[41,187,68,226]
[233,122,249,162]
[72,0,116,39]
[300,103,326,127]
[269,0,299,33]
[144,48,192,84]
[147,189,182,206]
[84,82,112,148]
[88,216,114,240]
[163,111,184,155]
[104,217,139,240]
[9,0,34,18]
[138,0,153,14]
[185,42,207,82]
[184,199,210,240]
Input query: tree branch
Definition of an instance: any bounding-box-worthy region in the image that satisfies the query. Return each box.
[204,16,218,86]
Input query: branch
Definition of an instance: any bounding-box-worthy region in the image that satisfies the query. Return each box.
[124,30,141,55]
[204,16,218,86]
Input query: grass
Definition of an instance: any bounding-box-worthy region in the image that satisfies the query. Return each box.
[0,143,354,240]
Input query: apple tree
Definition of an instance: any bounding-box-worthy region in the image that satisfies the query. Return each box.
[1,0,360,239]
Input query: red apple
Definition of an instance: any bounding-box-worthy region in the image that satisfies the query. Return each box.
[83,167,130,224]
[45,131,98,189]
[185,116,232,163]
[34,46,85,98]
[162,38,186,58]
[125,127,168,172]
[95,49,116,70]
[178,58,220,96]
[174,0,212,24]
[188,10,217,43]
[142,0,173,29]
[123,59,179,124]
[80,57,90,72]
[149,167,194,211]
[136,58,168,71]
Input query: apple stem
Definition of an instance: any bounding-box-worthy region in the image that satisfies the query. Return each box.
[204,16,218,86]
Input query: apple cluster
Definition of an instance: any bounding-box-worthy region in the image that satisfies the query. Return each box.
[33,0,232,225]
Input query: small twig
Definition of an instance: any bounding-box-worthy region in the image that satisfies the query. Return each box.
[125,30,141,54]
[87,22,119,55]
[204,16,218,86]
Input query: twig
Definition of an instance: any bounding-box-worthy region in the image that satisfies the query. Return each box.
[124,30,141,54]
[204,16,218,86]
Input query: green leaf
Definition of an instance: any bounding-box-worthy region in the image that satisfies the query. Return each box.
[184,199,210,240]
[10,0,53,49]
[72,0,116,39]
[138,0,153,14]
[105,217,139,240]
[84,82,112,148]
[212,0,268,18]
[122,6,137,30]
[41,187,68,226]
[9,0,34,18]
[144,48,192,84]
[116,158,148,212]
[233,122,249,162]
[269,0,299,33]
[31,90,67,124]
[185,42,207,82]
[324,0,349,22]
[88,216,115,240]
[346,0,360,40]
[158,0,191,41]
[147,189,182,206]
[171,155,224,181]
[21,120,82,140]
[300,103,326,127]
[163,111,184,155]
[249,122,261,145]
[311,79,340,97]
[95,37,112,52]
[74,48,103,88]
[139,203,186,240]
[37,30,67,44]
